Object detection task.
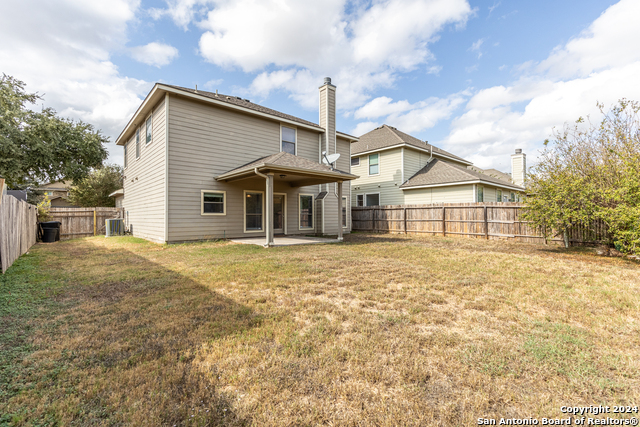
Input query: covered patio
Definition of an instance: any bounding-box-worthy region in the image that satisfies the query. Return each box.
[216,152,358,247]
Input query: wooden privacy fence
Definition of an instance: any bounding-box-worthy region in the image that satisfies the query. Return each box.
[49,207,124,239]
[352,203,609,245]
[0,194,38,273]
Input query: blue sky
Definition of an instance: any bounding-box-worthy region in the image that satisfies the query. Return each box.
[2,0,638,173]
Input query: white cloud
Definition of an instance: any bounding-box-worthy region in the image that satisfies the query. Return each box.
[149,0,212,30]
[353,92,467,135]
[0,0,150,167]
[469,38,484,58]
[202,78,223,90]
[130,42,179,67]
[191,0,473,108]
[536,0,640,79]
[351,121,381,137]
[438,0,640,170]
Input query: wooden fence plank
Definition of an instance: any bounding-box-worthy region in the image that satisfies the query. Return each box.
[48,207,123,239]
[352,203,608,246]
[0,194,38,273]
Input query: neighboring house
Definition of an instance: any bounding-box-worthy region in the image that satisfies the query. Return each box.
[36,181,79,207]
[115,78,358,245]
[109,188,124,208]
[6,190,27,202]
[350,125,526,206]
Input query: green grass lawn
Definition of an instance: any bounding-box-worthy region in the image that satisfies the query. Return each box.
[1,234,639,426]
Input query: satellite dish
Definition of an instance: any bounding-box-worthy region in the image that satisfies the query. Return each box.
[322,152,341,166]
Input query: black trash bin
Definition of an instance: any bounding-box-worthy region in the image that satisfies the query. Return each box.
[42,227,58,243]
[39,221,62,242]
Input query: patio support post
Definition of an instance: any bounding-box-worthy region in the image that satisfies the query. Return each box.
[266,173,274,247]
[337,180,343,241]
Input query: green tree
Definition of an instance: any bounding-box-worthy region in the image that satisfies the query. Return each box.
[0,74,108,188]
[67,164,123,207]
[524,100,640,253]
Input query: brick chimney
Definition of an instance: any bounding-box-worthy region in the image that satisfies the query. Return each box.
[319,77,336,156]
[511,148,526,187]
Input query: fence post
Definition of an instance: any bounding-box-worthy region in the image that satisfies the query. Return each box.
[442,206,446,237]
[484,205,489,239]
[93,209,97,236]
[404,207,407,234]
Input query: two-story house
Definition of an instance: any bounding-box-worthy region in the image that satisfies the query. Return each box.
[350,125,525,206]
[115,78,358,246]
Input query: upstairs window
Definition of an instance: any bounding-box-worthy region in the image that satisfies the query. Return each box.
[351,157,360,166]
[146,116,152,144]
[281,126,296,155]
[369,153,379,175]
[135,129,140,159]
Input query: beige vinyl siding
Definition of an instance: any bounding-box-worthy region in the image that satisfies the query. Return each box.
[351,148,403,206]
[403,148,470,180]
[166,95,338,242]
[403,148,432,180]
[122,99,166,243]
[337,137,350,232]
[403,184,474,204]
[482,186,496,203]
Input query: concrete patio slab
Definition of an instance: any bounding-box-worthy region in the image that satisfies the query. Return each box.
[230,236,340,247]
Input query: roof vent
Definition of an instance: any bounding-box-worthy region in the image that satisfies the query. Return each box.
[244,99,250,102]
[324,77,332,85]
[226,96,231,100]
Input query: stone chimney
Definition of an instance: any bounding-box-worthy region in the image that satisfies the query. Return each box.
[511,148,526,187]
[319,77,336,156]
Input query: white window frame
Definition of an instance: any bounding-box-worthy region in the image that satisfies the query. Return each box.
[244,190,265,233]
[496,189,502,202]
[368,153,380,176]
[298,193,315,230]
[342,196,348,229]
[280,125,297,155]
[365,192,380,207]
[201,190,226,216]
[124,142,128,169]
[135,128,140,159]
[477,185,484,203]
[356,194,364,207]
[351,157,360,167]
[145,114,153,145]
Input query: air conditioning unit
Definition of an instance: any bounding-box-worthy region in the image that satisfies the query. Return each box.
[105,218,125,237]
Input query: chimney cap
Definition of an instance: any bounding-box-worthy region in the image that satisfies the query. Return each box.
[324,77,332,84]
[515,148,522,154]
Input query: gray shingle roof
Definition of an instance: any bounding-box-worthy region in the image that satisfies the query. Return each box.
[7,190,27,202]
[352,125,470,164]
[468,167,512,183]
[217,152,356,179]
[164,84,322,129]
[400,158,525,189]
